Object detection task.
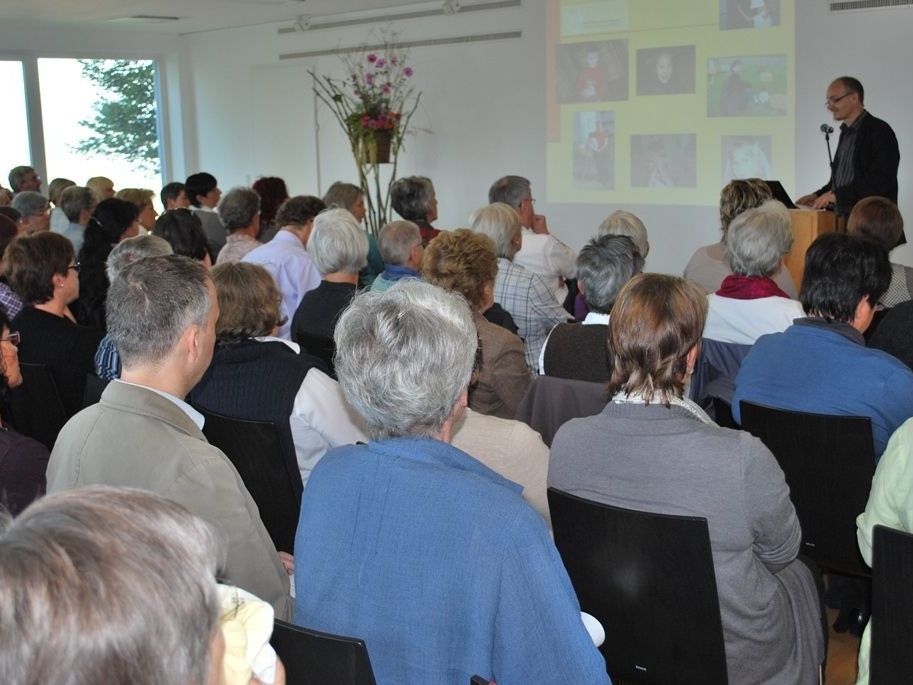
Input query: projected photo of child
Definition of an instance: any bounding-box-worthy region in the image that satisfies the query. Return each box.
[556,40,629,103]
[636,46,696,96]
[631,134,697,188]
[722,136,772,184]
[707,55,787,117]
[720,0,780,30]
[573,111,615,190]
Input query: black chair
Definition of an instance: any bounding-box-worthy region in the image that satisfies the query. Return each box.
[712,397,738,430]
[197,408,300,553]
[739,401,875,577]
[270,619,377,685]
[547,487,728,684]
[4,362,69,450]
[870,525,913,684]
[82,373,111,408]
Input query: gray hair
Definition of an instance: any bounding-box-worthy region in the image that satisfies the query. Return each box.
[217,187,261,233]
[60,186,96,222]
[0,486,222,685]
[598,210,650,259]
[578,235,645,313]
[725,199,794,278]
[309,208,369,275]
[378,220,421,266]
[334,281,477,439]
[322,182,363,213]
[488,175,531,210]
[106,234,174,282]
[470,203,521,259]
[11,191,48,218]
[391,176,435,221]
[107,255,212,368]
[7,166,35,192]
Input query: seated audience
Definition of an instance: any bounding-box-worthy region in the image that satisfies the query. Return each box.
[684,178,797,297]
[732,232,913,460]
[153,208,212,267]
[48,177,75,233]
[0,486,233,685]
[489,174,577,305]
[161,181,190,210]
[390,175,441,245]
[190,262,366,490]
[847,196,912,307]
[56,186,96,252]
[540,234,643,382]
[243,196,323,340]
[6,232,103,417]
[323,181,384,288]
[46,255,292,618]
[0,215,24,319]
[0,306,49,516]
[7,165,40,194]
[0,188,13,206]
[423,229,531,418]
[252,176,289,243]
[291,209,367,373]
[94,235,174,381]
[85,176,115,202]
[185,172,225,258]
[868,299,913,370]
[294,281,610,684]
[370,219,424,292]
[549,273,825,684]
[76,198,140,329]
[10,191,49,235]
[216,187,261,264]
[471,202,571,372]
[115,188,158,231]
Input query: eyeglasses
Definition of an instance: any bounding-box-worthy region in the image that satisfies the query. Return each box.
[2,331,20,346]
[524,197,536,206]
[68,262,81,273]
[825,92,854,107]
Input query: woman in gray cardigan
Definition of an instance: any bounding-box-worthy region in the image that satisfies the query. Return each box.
[549,273,824,685]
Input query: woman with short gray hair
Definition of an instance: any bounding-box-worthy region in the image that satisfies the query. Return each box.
[391,175,440,244]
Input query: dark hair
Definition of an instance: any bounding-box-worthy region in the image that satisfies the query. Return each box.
[0,215,19,258]
[835,75,864,105]
[89,198,138,246]
[251,177,289,227]
[184,173,217,208]
[800,232,890,322]
[275,196,325,227]
[6,232,74,304]
[390,176,435,222]
[160,182,185,207]
[847,196,903,251]
[153,209,210,262]
[0,207,21,224]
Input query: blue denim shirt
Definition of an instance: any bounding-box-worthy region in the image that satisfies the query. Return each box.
[294,437,610,685]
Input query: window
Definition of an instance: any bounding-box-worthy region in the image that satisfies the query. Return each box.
[0,60,32,184]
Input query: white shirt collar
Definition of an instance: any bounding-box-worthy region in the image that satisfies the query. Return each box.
[583,312,610,325]
[115,379,205,430]
[254,335,301,353]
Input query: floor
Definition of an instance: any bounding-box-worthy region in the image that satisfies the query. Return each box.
[826,608,861,685]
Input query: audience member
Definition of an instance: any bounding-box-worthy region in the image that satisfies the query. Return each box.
[115,187,158,231]
[684,178,797,296]
[46,255,292,618]
[291,208,367,374]
[94,234,173,381]
[0,187,12,206]
[390,175,441,244]
[423,228,531,418]
[293,281,609,684]
[732,232,913,459]
[190,261,366,491]
[161,181,190,210]
[216,187,261,264]
[868,299,913,370]
[56,185,96,252]
[153,208,212,266]
[0,207,20,225]
[847,195,912,307]
[85,176,115,202]
[252,176,289,243]
[10,191,49,235]
[243,195,323,339]
[8,165,40,193]
[186,172,225,258]
[0,306,49,516]
[370,219,423,292]
[47,177,75,233]
[489,174,577,305]
[323,181,384,287]
[0,215,23,319]
[75,198,140,329]
[471,202,570,372]
[549,272,825,684]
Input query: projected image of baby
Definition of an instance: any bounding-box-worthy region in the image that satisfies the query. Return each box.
[556,40,629,104]
[573,111,615,190]
[720,0,781,30]
[722,136,772,184]
[631,134,697,188]
[708,56,788,117]
[636,46,696,96]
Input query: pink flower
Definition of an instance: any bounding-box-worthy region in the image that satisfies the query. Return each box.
[364,74,374,85]
[403,67,414,77]
[376,58,386,68]
[381,83,392,94]
[366,54,377,63]
[391,55,399,65]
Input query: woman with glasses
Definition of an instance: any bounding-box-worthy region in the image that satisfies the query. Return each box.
[5,232,104,417]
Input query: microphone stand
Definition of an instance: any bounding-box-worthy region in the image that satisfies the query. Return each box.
[825,128,835,190]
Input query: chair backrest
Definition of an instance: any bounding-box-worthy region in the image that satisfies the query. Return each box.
[870,525,913,684]
[4,362,69,450]
[712,397,738,430]
[82,373,111,408]
[270,619,377,685]
[514,375,607,446]
[197,407,300,553]
[739,401,875,576]
[547,487,728,684]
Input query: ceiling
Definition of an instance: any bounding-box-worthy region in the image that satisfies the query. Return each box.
[0,0,438,35]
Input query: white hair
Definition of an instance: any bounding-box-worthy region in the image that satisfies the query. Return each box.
[598,210,649,259]
[469,203,521,260]
[725,200,793,278]
[309,208,369,275]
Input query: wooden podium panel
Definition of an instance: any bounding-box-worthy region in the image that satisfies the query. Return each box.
[785,210,837,291]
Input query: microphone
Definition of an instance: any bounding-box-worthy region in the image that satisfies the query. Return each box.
[820,123,834,134]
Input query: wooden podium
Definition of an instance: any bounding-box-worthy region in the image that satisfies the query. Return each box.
[785,210,838,291]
